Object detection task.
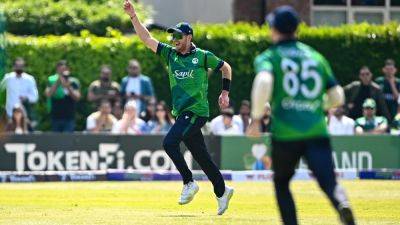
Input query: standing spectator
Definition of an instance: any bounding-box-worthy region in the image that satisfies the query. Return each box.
[260,103,272,133]
[148,101,174,134]
[1,58,38,125]
[327,106,355,135]
[45,60,81,133]
[86,100,117,133]
[210,108,242,135]
[355,98,388,134]
[237,100,251,133]
[87,65,120,109]
[5,104,29,134]
[344,66,390,120]
[112,100,147,134]
[375,59,400,120]
[120,59,156,115]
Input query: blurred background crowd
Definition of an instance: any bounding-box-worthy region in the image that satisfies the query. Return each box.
[1,57,400,135]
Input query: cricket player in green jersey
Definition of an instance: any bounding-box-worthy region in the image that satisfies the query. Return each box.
[247,6,356,225]
[123,0,233,215]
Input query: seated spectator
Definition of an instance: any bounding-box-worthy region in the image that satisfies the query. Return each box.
[210,108,242,135]
[344,66,390,121]
[87,65,120,110]
[140,99,156,123]
[260,103,272,133]
[45,60,81,133]
[112,101,146,134]
[148,101,174,134]
[1,57,39,128]
[86,100,117,133]
[355,99,388,134]
[112,101,123,120]
[120,59,156,115]
[210,107,242,134]
[391,110,400,134]
[328,106,355,135]
[237,100,251,133]
[375,59,400,120]
[5,104,29,134]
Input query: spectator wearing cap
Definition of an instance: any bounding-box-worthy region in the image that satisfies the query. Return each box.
[5,104,30,134]
[355,98,388,134]
[112,100,147,134]
[86,100,117,133]
[45,60,81,132]
[120,59,156,115]
[260,102,272,133]
[210,108,242,135]
[344,66,390,121]
[1,58,39,124]
[375,59,400,120]
[87,65,120,111]
[210,107,243,135]
[327,106,355,135]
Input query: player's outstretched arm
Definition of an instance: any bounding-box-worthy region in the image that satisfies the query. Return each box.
[324,85,345,110]
[218,62,232,109]
[246,71,273,137]
[123,0,158,53]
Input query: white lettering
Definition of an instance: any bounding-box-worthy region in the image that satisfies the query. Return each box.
[358,151,372,170]
[47,151,64,170]
[65,151,79,170]
[150,150,170,171]
[27,151,46,171]
[99,143,119,170]
[80,151,98,170]
[134,150,151,170]
[5,143,36,171]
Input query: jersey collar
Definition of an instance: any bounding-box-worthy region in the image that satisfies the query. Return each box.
[275,38,297,46]
[176,43,197,57]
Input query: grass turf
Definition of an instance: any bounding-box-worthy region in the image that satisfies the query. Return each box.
[0,181,399,225]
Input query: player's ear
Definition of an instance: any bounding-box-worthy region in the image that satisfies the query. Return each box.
[187,34,193,42]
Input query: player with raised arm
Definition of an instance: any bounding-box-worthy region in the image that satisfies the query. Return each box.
[247,6,356,225]
[123,0,233,215]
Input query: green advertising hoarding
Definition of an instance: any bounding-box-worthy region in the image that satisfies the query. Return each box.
[220,135,400,170]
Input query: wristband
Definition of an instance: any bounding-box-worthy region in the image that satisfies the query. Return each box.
[222,78,231,92]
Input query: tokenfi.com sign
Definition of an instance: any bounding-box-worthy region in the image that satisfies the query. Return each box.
[0,134,204,172]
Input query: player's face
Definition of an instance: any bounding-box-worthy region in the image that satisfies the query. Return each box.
[172,32,190,51]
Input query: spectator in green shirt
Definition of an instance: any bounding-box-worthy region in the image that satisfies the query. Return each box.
[355,98,388,134]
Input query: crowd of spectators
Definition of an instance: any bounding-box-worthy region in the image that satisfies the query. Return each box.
[1,57,400,136]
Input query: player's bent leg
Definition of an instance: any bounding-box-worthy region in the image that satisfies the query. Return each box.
[271,139,304,225]
[305,138,356,225]
[183,128,225,197]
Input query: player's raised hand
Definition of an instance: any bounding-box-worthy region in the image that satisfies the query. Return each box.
[123,0,136,17]
[218,91,230,109]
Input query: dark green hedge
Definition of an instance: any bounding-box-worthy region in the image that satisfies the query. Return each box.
[4,23,400,130]
[2,0,151,36]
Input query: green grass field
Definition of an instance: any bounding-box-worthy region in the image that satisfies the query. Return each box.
[0,181,399,225]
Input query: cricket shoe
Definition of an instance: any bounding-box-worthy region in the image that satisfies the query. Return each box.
[216,186,234,215]
[178,181,199,205]
[339,205,356,225]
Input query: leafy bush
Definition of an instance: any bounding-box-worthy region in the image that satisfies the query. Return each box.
[2,0,151,36]
[4,23,400,130]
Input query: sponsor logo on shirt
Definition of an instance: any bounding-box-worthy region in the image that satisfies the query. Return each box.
[174,70,194,79]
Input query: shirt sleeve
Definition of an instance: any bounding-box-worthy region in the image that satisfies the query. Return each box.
[205,51,224,71]
[254,54,273,74]
[156,42,173,64]
[321,56,338,90]
[86,116,96,130]
[27,77,39,103]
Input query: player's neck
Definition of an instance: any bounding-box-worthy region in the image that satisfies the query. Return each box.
[178,43,192,55]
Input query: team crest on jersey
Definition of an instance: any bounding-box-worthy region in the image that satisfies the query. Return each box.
[192,58,198,64]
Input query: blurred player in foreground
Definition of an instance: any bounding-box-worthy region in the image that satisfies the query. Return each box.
[247,6,356,225]
[123,0,233,215]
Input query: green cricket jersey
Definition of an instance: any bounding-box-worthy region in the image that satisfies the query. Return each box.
[157,42,224,117]
[254,40,338,141]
